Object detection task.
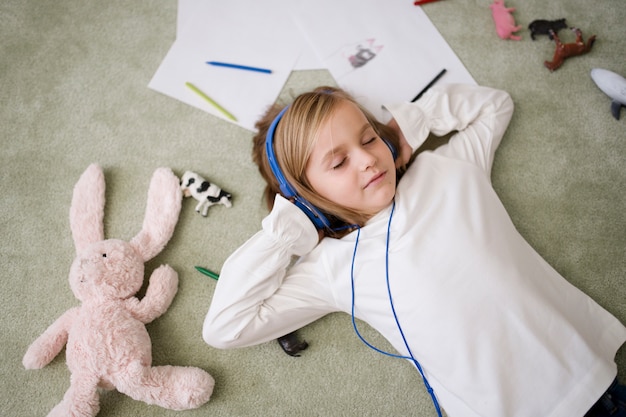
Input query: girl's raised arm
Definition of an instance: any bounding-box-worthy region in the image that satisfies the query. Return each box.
[203,195,335,349]
[387,84,514,174]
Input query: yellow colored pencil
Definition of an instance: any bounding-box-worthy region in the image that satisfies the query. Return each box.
[185,82,237,122]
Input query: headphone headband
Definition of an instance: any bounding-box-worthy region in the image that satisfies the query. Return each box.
[265,106,332,229]
[265,106,296,198]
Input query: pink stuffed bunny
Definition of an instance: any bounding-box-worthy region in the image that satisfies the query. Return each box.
[23,164,214,416]
[490,0,522,40]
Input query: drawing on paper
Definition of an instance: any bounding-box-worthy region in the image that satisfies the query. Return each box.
[344,39,384,68]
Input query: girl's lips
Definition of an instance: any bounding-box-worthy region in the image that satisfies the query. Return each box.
[364,171,386,189]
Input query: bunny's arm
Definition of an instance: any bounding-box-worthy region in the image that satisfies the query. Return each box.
[125,265,178,324]
[23,307,79,369]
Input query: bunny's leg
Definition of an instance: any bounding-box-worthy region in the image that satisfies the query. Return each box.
[48,372,100,417]
[115,361,214,410]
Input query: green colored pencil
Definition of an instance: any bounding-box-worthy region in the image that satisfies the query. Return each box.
[194,266,219,280]
[185,82,237,122]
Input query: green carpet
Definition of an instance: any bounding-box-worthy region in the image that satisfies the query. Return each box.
[2,0,624,416]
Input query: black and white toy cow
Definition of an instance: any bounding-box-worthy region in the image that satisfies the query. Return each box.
[180,171,232,216]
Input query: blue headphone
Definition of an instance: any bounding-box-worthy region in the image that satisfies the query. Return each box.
[265,104,397,230]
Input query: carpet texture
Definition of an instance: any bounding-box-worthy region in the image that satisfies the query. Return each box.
[1,0,624,416]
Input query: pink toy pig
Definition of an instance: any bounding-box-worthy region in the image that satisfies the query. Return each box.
[490,0,522,40]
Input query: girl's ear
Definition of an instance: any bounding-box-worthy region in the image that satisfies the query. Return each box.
[130,167,182,262]
[70,164,106,254]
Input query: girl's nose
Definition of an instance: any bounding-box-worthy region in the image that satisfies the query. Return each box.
[358,149,377,171]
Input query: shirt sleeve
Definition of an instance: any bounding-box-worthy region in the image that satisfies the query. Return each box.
[203,195,336,349]
[385,83,514,175]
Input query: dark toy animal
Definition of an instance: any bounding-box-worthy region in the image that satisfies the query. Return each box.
[277,331,309,357]
[544,28,596,72]
[528,18,567,40]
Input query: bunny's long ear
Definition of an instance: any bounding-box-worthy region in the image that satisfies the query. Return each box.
[70,164,106,254]
[130,167,182,262]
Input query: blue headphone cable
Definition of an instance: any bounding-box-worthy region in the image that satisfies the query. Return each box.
[350,200,443,417]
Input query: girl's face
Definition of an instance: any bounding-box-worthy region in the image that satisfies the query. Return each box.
[305,99,397,219]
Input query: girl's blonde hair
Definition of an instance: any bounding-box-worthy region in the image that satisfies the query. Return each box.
[252,86,401,236]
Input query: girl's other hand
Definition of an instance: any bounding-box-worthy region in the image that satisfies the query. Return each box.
[387,118,412,168]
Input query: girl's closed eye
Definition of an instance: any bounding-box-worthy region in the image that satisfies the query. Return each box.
[332,156,347,170]
[363,136,377,146]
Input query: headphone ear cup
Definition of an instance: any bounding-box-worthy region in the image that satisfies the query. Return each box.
[293,196,331,230]
[382,137,398,160]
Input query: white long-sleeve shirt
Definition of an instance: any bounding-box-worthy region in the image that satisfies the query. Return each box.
[203,84,626,417]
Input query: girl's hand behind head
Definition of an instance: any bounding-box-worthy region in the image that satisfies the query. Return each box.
[387,118,412,168]
[317,228,326,242]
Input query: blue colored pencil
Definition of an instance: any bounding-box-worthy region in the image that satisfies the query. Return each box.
[206,61,272,74]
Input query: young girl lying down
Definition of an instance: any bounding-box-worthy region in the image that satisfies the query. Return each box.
[203,83,626,417]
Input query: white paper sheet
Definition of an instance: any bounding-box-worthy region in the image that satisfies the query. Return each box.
[150,0,303,131]
[176,0,324,71]
[156,0,475,130]
[293,0,476,120]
